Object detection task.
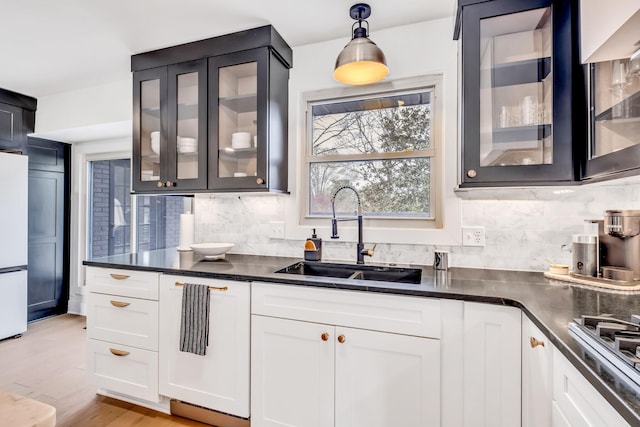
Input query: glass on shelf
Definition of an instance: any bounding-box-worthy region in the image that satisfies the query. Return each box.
[218,62,258,178]
[140,79,161,181]
[590,58,640,158]
[478,6,553,168]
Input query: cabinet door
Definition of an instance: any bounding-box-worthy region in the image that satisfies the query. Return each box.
[166,59,208,190]
[159,276,250,418]
[208,48,269,191]
[251,315,334,427]
[460,0,580,186]
[522,315,552,427]
[334,327,440,427]
[463,302,521,426]
[133,67,167,192]
[552,347,630,427]
[0,102,24,152]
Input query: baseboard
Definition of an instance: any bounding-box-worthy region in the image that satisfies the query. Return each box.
[170,399,250,427]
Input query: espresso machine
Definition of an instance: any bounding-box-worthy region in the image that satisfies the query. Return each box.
[598,209,640,282]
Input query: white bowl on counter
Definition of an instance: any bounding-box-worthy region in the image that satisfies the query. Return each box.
[190,242,235,260]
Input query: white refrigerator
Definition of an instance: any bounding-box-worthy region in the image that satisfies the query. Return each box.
[0,152,28,340]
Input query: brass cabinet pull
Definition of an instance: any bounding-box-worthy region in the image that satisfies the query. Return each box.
[166,181,173,187]
[321,333,329,341]
[530,337,545,348]
[337,335,346,344]
[110,300,130,308]
[174,281,228,291]
[157,181,165,188]
[109,348,130,357]
[467,169,477,178]
[109,273,130,280]
[256,177,264,185]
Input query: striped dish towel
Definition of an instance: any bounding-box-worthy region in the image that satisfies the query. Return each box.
[179,283,210,356]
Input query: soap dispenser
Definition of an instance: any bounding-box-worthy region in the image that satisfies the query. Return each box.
[304,228,322,261]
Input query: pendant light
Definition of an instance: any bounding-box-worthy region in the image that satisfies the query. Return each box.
[334,3,389,85]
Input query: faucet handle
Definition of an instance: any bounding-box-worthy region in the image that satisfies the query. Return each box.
[362,243,377,257]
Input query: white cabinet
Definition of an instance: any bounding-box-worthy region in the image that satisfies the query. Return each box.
[85,267,161,402]
[522,314,552,427]
[552,347,630,427]
[251,282,441,427]
[158,275,250,418]
[580,0,640,63]
[463,302,521,427]
[251,315,335,427]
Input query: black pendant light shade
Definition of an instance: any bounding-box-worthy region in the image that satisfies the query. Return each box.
[334,3,389,85]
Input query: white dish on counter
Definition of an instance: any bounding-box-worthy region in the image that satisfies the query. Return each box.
[190,242,235,260]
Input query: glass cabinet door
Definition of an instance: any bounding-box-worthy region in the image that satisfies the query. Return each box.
[167,60,207,190]
[217,62,258,178]
[460,0,579,186]
[478,6,552,167]
[590,59,640,156]
[134,67,167,191]
[209,48,269,190]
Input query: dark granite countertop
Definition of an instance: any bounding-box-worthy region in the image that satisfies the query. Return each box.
[84,249,640,425]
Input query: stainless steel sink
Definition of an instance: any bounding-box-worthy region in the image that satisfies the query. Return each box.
[275,261,422,284]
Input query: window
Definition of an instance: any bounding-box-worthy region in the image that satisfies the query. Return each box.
[302,76,441,228]
[87,158,188,258]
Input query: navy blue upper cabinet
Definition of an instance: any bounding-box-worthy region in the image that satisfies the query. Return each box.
[131,26,292,194]
[456,0,584,187]
[0,89,36,154]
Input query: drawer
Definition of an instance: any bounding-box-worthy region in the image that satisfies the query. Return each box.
[252,282,441,338]
[87,338,159,403]
[87,293,159,351]
[86,267,160,300]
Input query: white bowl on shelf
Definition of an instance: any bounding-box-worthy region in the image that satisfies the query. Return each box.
[177,136,198,154]
[231,132,251,149]
[190,242,235,260]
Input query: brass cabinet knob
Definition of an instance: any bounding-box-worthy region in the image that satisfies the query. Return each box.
[256,177,264,185]
[530,336,545,348]
[157,181,164,188]
[467,169,477,178]
[166,181,173,187]
[337,335,346,344]
[321,332,329,341]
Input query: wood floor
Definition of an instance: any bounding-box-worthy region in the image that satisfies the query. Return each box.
[0,314,209,426]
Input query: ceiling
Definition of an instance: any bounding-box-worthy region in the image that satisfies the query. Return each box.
[1,0,455,99]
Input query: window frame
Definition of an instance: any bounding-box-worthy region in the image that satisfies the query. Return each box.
[299,75,444,230]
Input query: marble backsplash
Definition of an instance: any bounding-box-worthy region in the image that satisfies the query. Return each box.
[193,177,640,272]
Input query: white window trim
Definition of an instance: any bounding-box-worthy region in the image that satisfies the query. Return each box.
[285,72,462,247]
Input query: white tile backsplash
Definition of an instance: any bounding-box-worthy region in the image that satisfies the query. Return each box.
[193,177,640,272]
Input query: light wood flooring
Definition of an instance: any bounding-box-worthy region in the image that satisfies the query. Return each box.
[0,314,209,426]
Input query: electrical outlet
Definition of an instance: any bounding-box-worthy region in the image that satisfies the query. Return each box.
[269,221,285,239]
[462,226,485,247]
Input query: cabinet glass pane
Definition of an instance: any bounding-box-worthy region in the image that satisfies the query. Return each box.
[176,72,200,180]
[590,59,640,158]
[479,7,552,167]
[140,79,161,182]
[218,62,258,179]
